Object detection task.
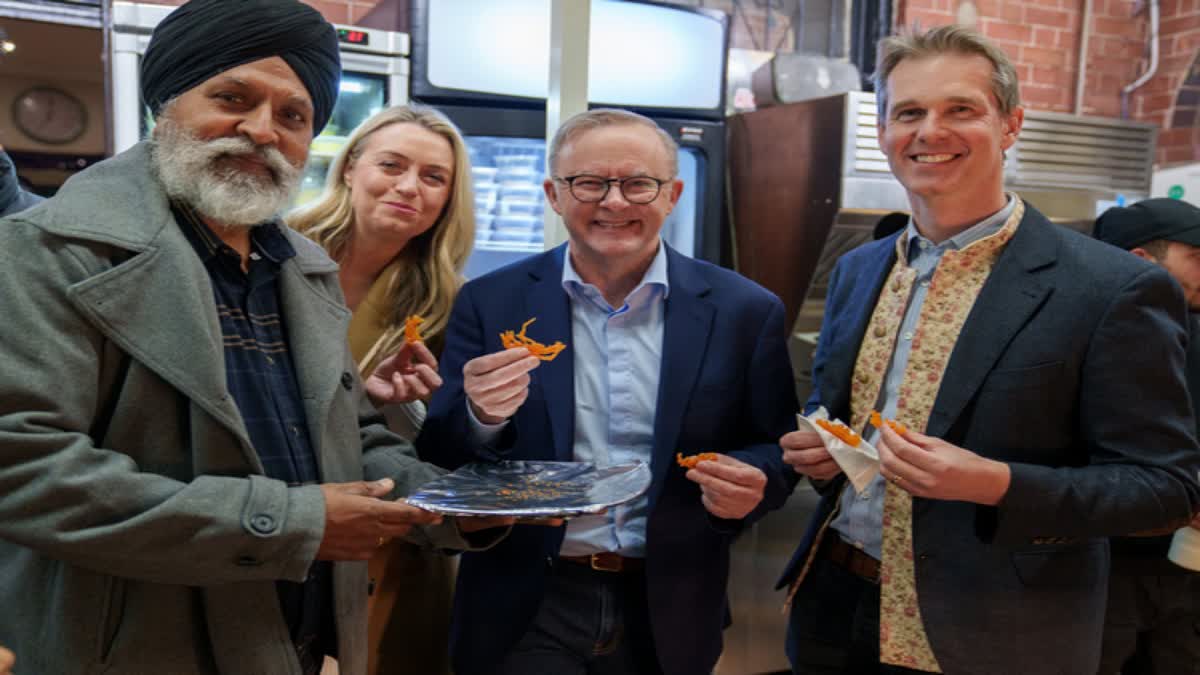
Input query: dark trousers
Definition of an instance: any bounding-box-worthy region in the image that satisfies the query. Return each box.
[1098,565,1200,675]
[786,554,927,675]
[495,562,663,675]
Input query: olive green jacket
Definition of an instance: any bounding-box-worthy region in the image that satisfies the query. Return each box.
[0,143,462,675]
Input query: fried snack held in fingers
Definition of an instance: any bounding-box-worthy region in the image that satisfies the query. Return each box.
[814,419,862,447]
[500,317,567,361]
[868,410,908,435]
[676,452,719,469]
[403,314,424,343]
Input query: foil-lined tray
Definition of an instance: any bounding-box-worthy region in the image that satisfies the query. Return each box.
[405,460,652,518]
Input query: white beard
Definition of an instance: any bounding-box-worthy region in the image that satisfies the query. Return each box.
[150,118,304,228]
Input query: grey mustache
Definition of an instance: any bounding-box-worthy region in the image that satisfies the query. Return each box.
[204,138,296,184]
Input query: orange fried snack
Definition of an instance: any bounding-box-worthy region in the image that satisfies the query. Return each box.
[403,315,424,344]
[500,317,567,362]
[814,418,862,447]
[676,452,719,469]
[868,410,908,435]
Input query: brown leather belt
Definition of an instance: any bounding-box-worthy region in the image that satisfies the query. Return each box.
[821,534,880,583]
[559,552,645,573]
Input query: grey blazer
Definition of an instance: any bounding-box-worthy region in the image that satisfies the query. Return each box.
[0,143,461,675]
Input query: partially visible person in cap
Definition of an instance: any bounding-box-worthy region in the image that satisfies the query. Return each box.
[0,146,43,217]
[0,2,509,674]
[1093,197,1200,675]
[1096,198,1200,312]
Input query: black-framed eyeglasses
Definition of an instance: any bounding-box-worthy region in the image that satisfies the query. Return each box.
[553,174,672,204]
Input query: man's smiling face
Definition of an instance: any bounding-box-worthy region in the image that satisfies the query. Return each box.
[878,52,1022,206]
[544,123,682,272]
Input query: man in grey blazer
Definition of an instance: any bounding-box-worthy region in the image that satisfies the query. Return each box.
[0,2,503,674]
[778,26,1200,674]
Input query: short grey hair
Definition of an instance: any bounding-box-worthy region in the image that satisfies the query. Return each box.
[547,108,679,177]
[874,24,1021,120]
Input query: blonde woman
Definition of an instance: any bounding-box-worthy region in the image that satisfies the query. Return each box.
[290,103,474,675]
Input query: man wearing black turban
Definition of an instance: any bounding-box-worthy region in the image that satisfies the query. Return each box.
[140,0,340,135]
[0,2,508,674]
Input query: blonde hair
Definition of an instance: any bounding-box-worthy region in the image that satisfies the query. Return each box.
[289,104,475,374]
[875,24,1021,119]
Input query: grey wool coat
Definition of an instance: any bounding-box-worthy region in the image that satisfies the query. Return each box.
[0,143,465,675]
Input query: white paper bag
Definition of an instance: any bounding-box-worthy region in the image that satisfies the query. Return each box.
[1168,526,1200,572]
[796,407,880,494]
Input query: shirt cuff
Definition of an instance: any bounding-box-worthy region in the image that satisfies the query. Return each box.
[466,399,509,445]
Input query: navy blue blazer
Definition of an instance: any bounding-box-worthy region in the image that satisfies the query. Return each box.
[778,205,1200,675]
[419,244,799,675]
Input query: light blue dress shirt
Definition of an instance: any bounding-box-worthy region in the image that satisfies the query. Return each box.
[557,243,668,557]
[466,243,669,558]
[830,198,1017,559]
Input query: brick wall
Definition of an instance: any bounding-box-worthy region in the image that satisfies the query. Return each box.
[674,0,1199,164]
[138,0,378,25]
[900,0,1200,165]
[1140,0,1200,164]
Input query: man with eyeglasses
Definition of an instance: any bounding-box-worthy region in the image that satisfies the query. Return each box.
[418,108,798,675]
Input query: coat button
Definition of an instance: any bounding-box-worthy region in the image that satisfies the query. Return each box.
[250,514,277,534]
[341,372,354,391]
[873,325,887,338]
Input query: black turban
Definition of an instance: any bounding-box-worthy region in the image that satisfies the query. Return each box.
[141,0,340,134]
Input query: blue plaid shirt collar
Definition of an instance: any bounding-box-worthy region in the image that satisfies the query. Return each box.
[172,202,296,267]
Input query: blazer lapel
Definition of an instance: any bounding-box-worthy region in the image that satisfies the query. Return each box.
[66,219,256,464]
[527,246,575,461]
[926,214,1056,438]
[649,249,715,509]
[278,239,351,481]
[40,143,258,469]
